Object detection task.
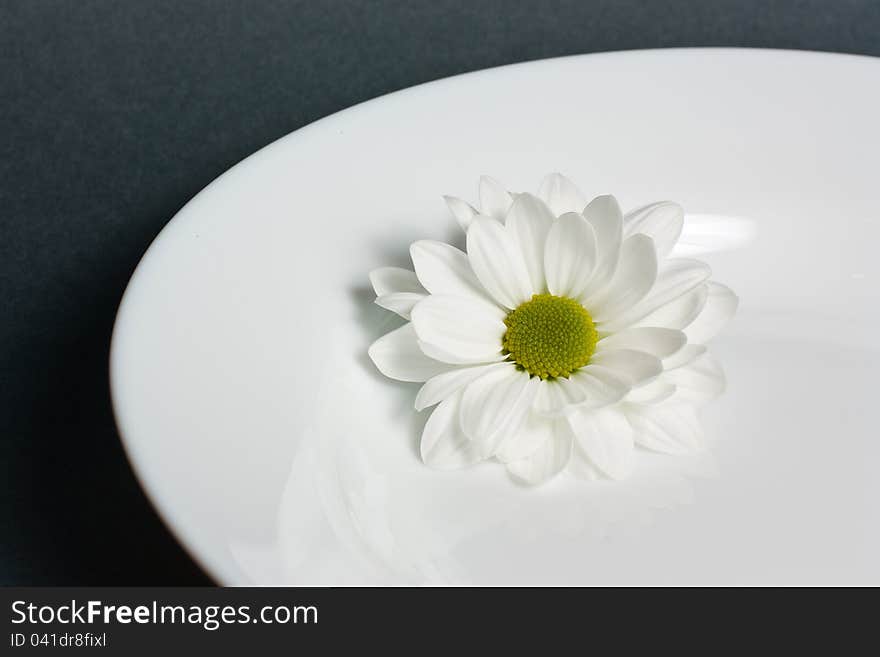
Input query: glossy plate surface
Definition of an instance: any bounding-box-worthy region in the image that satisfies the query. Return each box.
[111,49,880,585]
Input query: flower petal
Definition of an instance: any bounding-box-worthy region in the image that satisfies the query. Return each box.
[586,234,658,322]
[532,366,629,417]
[625,379,677,404]
[532,376,590,416]
[369,267,425,296]
[543,212,597,298]
[368,323,452,382]
[420,390,485,469]
[599,258,711,332]
[589,349,663,387]
[496,411,558,462]
[505,422,573,485]
[410,240,493,304]
[630,283,709,330]
[443,195,479,231]
[596,327,687,359]
[467,217,534,309]
[411,294,507,364]
[375,293,425,319]
[625,403,704,454]
[623,201,684,259]
[684,282,739,344]
[370,267,428,319]
[570,366,631,408]
[567,449,604,480]
[479,175,514,220]
[663,344,706,370]
[370,265,426,320]
[581,195,623,295]
[537,172,587,216]
[568,406,635,480]
[664,353,726,405]
[506,193,554,293]
[415,362,503,411]
[460,365,539,456]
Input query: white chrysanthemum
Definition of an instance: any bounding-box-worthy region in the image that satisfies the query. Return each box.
[368,174,737,485]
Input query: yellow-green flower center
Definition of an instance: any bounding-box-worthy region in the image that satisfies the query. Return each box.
[502,294,598,380]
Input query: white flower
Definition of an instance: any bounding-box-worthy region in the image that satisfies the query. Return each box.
[368,174,737,485]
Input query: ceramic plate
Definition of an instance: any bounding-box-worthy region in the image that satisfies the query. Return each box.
[110,49,880,585]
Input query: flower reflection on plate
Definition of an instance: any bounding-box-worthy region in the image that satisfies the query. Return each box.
[111,49,880,585]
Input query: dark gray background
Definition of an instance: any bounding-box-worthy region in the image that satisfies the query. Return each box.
[2,1,878,585]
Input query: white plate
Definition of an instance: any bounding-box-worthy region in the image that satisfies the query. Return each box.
[111,49,880,585]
